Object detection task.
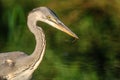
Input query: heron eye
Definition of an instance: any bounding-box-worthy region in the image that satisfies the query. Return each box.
[47,16,51,19]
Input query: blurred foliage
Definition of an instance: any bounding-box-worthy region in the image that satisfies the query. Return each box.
[0,0,120,80]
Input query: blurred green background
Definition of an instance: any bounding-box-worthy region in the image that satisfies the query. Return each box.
[0,0,120,80]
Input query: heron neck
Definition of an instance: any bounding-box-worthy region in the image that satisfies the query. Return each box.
[30,26,46,60]
[27,15,46,70]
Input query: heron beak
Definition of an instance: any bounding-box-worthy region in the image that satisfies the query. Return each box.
[52,20,79,39]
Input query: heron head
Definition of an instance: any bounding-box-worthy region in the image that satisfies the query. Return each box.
[30,7,78,39]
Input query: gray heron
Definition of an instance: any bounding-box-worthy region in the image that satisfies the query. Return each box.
[0,7,78,80]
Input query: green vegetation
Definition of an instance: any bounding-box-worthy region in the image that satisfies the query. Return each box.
[0,0,120,80]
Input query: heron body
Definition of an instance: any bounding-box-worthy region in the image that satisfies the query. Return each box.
[0,7,78,80]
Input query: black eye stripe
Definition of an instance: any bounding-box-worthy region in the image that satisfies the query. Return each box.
[48,8,60,19]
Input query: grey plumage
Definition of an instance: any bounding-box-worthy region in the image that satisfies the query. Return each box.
[0,7,78,80]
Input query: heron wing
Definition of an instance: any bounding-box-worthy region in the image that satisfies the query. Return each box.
[0,51,28,76]
[0,51,28,65]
